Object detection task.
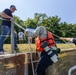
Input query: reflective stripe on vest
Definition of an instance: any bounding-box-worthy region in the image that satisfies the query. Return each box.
[41,41,58,63]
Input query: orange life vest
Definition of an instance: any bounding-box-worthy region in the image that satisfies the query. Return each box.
[35,31,56,52]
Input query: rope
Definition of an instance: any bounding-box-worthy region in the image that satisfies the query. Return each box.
[0,18,26,31]
[13,21,25,31]
[52,33,76,50]
[28,38,35,75]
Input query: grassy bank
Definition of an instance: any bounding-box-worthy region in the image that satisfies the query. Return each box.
[2,43,76,74]
[4,43,76,53]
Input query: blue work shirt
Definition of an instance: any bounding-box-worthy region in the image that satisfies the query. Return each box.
[1,9,13,28]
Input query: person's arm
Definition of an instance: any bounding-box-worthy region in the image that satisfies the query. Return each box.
[1,11,12,19]
[60,37,76,45]
[60,37,73,42]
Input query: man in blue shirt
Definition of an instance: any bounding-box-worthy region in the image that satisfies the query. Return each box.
[0,5,17,54]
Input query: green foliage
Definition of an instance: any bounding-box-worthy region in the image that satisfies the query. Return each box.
[0,13,76,43]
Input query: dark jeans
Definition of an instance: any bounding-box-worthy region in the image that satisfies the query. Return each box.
[0,25,18,52]
[14,36,18,48]
[35,51,53,75]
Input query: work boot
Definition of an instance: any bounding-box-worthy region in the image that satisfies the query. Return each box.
[14,47,19,50]
[14,47,19,53]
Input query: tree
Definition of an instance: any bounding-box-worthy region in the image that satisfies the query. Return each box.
[0,13,76,43]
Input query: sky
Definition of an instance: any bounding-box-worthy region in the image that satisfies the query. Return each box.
[0,0,76,24]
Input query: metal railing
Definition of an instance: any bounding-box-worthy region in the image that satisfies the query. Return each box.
[11,22,14,53]
[68,65,76,75]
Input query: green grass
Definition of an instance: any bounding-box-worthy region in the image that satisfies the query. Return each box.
[57,43,76,49]
[4,44,36,53]
[4,43,76,53]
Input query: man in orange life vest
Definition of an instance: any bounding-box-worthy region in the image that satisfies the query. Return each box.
[26,26,60,75]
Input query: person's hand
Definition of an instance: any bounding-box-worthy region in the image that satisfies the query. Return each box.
[10,18,14,22]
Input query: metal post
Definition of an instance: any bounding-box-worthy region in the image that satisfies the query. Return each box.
[68,65,76,75]
[11,22,14,53]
